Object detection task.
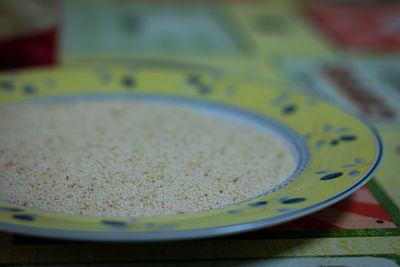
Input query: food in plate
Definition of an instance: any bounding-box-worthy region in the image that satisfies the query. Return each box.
[0,101,294,216]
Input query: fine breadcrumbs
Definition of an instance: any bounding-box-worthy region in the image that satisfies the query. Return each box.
[0,101,294,216]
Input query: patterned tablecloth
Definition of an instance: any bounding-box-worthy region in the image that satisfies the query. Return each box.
[0,0,399,265]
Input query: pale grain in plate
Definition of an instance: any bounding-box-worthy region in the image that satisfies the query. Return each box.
[0,101,294,216]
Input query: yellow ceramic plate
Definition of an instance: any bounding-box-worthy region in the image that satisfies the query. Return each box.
[0,64,382,241]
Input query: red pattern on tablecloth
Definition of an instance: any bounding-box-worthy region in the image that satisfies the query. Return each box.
[303,3,400,52]
[271,186,396,231]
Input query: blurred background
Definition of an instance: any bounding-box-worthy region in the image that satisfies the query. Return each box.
[1,0,399,69]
